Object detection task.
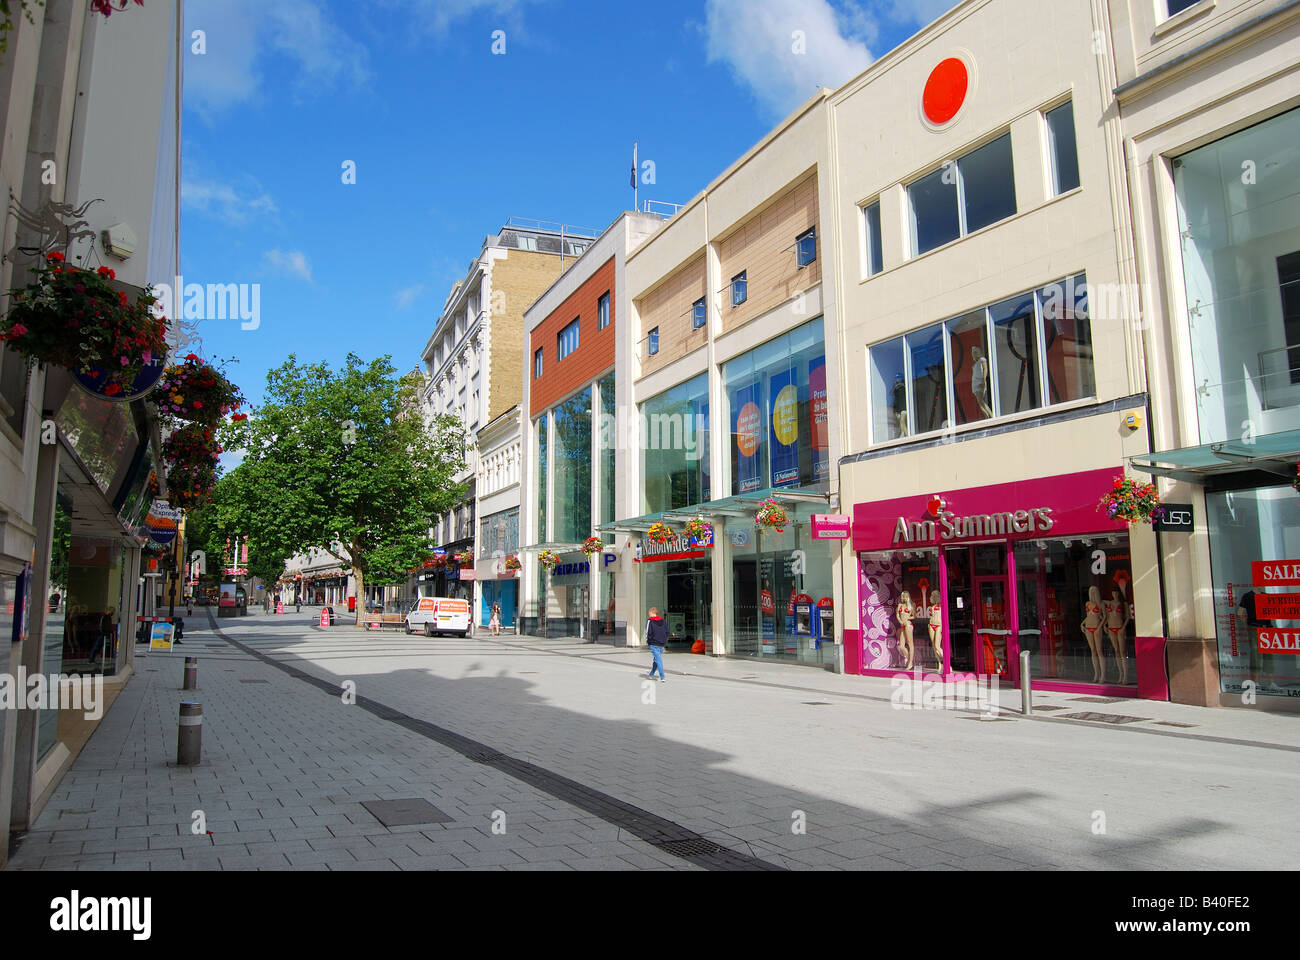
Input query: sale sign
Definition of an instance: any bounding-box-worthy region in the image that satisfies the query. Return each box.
[1257,628,1300,654]
[1257,594,1300,620]
[1252,560,1300,586]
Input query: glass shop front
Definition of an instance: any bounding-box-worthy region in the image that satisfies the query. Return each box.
[853,467,1147,693]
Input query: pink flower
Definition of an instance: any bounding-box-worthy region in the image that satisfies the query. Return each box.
[120,356,129,366]
[142,350,152,363]
[9,323,27,337]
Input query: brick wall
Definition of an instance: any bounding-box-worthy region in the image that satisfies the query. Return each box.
[489,250,573,423]
[719,174,820,335]
[636,255,707,379]
[529,256,616,415]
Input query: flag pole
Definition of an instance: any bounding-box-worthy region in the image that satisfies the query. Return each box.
[633,141,638,213]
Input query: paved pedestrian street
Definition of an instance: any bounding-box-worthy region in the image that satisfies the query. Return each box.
[6,611,1299,872]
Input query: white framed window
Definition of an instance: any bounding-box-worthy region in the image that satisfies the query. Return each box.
[1045,100,1081,196]
[796,227,817,267]
[908,133,1016,256]
[597,292,610,330]
[558,317,580,361]
[730,274,746,307]
[648,327,659,356]
[533,347,543,379]
[862,201,883,277]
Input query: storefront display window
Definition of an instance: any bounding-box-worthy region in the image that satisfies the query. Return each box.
[599,373,615,527]
[551,389,591,544]
[722,317,827,495]
[728,519,831,665]
[1173,107,1300,444]
[642,373,709,514]
[535,415,548,539]
[1206,486,1300,700]
[640,555,712,650]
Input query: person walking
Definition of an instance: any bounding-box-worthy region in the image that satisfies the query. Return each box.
[489,601,501,637]
[645,606,667,682]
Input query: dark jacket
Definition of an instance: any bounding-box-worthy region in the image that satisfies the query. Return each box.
[646,616,668,647]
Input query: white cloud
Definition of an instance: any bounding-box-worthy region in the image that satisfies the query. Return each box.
[263,249,313,282]
[704,0,875,119]
[182,176,278,225]
[370,0,544,36]
[185,0,370,117]
[394,285,425,311]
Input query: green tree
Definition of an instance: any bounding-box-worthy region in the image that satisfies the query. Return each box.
[218,354,465,626]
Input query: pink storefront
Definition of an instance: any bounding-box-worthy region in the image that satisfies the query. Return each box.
[843,467,1167,699]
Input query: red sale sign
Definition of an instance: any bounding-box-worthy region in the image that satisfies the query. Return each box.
[1257,628,1300,654]
[1252,560,1300,586]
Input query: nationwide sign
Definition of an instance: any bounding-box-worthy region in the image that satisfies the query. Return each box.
[1252,560,1300,587]
[1257,628,1300,654]
[636,530,714,563]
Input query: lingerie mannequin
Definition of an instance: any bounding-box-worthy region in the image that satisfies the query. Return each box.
[927,590,944,672]
[1081,586,1104,683]
[1104,589,1131,685]
[896,592,916,669]
[970,346,993,418]
[891,375,909,438]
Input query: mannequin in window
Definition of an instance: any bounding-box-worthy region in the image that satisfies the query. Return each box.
[927,589,944,672]
[895,591,915,670]
[891,375,908,438]
[1104,588,1131,685]
[1081,586,1104,683]
[971,346,993,418]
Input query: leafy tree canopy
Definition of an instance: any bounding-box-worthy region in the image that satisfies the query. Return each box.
[214,354,466,624]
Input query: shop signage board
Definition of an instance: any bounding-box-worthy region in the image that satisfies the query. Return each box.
[1252,560,1300,587]
[811,514,851,539]
[320,608,330,628]
[219,584,236,607]
[149,621,174,652]
[1153,503,1194,532]
[1256,594,1300,620]
[851,467,1127,552]
[769,367,800,487]
[1257,629,1300,654]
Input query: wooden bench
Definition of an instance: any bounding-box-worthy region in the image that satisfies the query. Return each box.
[364,614,407,632]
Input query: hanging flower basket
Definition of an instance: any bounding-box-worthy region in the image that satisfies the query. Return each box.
[504,555,521,571]
[454,550,474,565]
[646,522,675,545]
[0,252,167,395]
[537,549,560,570]
[1099,476,1164,524]
[582,536,604,556]
[163,422,222,467]
[165,460,218,509]
[154,354,245,425]
[683,516,712,542]
[754,498,789,533]
[1293,463,1300,494]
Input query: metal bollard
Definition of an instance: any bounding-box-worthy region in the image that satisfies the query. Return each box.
[1020,650,1033,716]
[182,656,198,690]
[177,701,202,766]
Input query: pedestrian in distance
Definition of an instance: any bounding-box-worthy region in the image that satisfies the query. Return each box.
[295,595,301,614]
[645,606,667,682]
[489,601,501,637]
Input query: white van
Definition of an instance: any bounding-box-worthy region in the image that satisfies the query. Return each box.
[405,596,471,637]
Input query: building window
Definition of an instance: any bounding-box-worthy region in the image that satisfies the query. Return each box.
[1165,0,1201,16]
[648,327,659,356]
[796,228,817,268]
[597,292,610,330]
[534,347,543,379]
[863,201,883,277]
[868,273,1094,443]
[909,132,1017,256]
[729,274,746,308]
[1045,100,1081,196]
[558,317,580,361]
[1173,107,1300,443]
[642,373,709,513]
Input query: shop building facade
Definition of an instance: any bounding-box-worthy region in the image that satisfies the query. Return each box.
[519,212,663,639]
[1112,0,1300,709]
[608,92,848,665]
[0,0,182,863]
[827,0,1163,696]
[473,405,521,628]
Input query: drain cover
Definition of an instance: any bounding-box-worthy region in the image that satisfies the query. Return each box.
[1069,696,1129,704]
[1059,711,1149,724]
[239,679,270,684]
[360,798,454,827]
[1031,705,1067,711]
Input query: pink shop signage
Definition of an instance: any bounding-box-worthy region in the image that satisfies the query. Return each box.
[851,467,1127,553]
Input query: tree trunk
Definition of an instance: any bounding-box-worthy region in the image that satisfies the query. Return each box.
[352,563,365,628]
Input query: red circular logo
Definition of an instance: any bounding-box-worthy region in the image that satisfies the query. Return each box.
[923,58,968,126]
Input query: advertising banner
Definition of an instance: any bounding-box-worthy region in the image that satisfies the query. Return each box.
[734,384,762,493]
[769,368,799,487]
[219,583,236,607]
[149,621,174,652]
[809,355,828,481]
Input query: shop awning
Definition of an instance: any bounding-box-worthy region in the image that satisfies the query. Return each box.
[1128,429,1300,484]
[519,541,584,554]
[595,486,834,535]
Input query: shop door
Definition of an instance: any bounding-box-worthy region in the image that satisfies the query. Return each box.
[973,576,1011,679]
[569,586,588,639]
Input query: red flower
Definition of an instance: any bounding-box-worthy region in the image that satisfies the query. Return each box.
[46,251,65,262]
[97,266,116,279]
[118,291,128,305]
[193,401,202,409]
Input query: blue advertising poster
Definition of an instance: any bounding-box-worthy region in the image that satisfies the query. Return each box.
[768,368,800,487]
[733,384,762,493]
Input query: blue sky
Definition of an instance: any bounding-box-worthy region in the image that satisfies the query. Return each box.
[180,0,953,408]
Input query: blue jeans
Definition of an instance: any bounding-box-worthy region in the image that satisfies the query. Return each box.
[649,644,665,678]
